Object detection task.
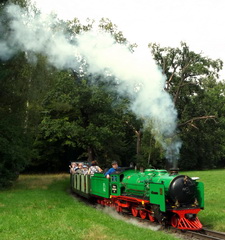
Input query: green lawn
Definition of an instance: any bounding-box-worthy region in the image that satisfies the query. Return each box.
[181,169,225,232]
[1,170,224,240]
[0,174,178,240]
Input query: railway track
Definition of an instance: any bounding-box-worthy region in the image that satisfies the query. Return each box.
[178,228,225,240]
[113,210,225,240]
[136,217,225,240]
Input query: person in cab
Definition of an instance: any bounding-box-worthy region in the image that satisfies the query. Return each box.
[104,161,120,179]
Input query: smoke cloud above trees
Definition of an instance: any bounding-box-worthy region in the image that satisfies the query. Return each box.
[0,3,181,164]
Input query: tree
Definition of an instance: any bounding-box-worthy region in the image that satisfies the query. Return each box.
[179,78,225,169]
[33,71,139,171]
[0,0,36,187]
[147,42,225,169]
[0,0,61,183]
[0,52,35,188]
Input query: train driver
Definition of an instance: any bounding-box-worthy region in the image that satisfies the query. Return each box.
[104,161,120,179]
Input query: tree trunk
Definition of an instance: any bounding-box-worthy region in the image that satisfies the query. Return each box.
[147,136,152,165]
[87,146,94,163]
[136,130,142,156]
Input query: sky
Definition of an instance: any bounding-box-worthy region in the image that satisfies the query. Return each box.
[32,0,225,79]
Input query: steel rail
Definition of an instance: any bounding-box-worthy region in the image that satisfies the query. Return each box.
[169,228,225,240]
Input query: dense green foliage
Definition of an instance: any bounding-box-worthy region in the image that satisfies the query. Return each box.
[34,72,138,170]
[0,0,225,188]
[0,53,33,188]
[0,174,178,240]
[149,42,225,169]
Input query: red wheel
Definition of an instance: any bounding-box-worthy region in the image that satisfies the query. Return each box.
[171,214,179,228]
[148,213,155,222]
[110,203,115,208]
[131,206,139,217]
[139,210,147,219]
[116,204,122,213]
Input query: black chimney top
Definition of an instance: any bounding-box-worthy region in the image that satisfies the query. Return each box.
[169,168,179,175]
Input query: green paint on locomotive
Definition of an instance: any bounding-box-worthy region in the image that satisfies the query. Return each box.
[90,172,110,198]
[119,169,204,212]
[122,169,172,194]
[71,168,204,214]
[195,181,204,208]
[120,169,169,211]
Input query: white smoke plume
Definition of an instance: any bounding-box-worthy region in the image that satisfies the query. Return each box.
[1,4,79,69]
[77,31,181,163]
[0,3,181,164]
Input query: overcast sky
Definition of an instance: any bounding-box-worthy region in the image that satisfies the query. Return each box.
[33,0,225,78]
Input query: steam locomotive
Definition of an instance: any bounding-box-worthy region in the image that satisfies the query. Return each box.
[70,167,204,230]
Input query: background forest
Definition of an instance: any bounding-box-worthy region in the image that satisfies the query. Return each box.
[1,0,225,188]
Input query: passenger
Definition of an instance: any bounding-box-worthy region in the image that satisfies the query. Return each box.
[83,165,89,175]
[69,162,78,174]
[75,163,84,174]
[88,160,102,175]
[104,161,120,179]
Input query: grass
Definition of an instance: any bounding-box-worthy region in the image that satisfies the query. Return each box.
[181,169,225,232]
[0,174,178,240]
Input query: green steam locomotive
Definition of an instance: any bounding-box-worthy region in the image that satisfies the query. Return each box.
[70,167,204,230]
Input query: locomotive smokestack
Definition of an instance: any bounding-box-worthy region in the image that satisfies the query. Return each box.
[169,168,179,175]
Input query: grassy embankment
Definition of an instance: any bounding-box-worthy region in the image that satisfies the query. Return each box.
[1,169,224,239]
[0,174,178,240]
[181,169,225,232]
